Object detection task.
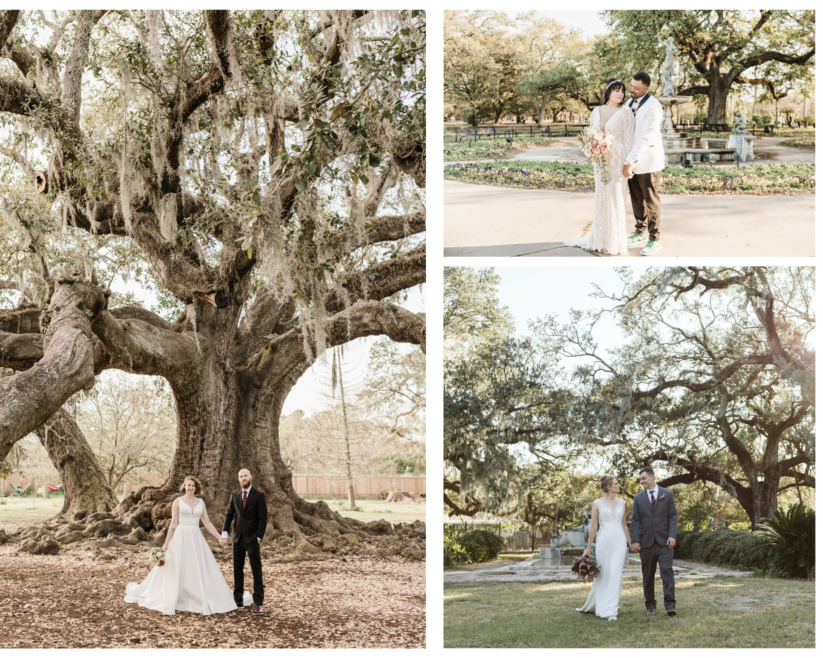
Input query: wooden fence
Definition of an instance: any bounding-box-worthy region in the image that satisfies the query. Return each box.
[2,472,425,499]
[291,473,426,499]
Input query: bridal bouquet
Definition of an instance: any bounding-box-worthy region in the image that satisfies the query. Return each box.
[578,127,613,185]
[571,555,600,582]
[148,547,166,568]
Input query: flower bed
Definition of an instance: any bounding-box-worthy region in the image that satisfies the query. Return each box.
[444,161,815,195]
[444,137,561,162]
[779,138,815,150]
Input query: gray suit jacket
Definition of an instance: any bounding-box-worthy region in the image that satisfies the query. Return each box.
[631,486,678,548]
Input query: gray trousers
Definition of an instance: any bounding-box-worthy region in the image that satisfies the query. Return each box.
[640,541,675,610]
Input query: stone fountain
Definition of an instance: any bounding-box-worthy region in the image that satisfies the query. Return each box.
[656,37,735,164]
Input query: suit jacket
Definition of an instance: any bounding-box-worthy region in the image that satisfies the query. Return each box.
[222,486,268,546]
[631,486,677,548]
[626,94,665,174]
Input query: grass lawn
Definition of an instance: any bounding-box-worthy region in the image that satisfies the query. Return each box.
[444,576,814,648]
[308,498,426,525]
[444,137,562,162]
[444,161,815,195]
[0,495,64,527]
[780,138,815,150]
[0,495,425,529]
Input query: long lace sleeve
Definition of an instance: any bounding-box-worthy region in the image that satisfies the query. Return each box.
[620,106,635,158]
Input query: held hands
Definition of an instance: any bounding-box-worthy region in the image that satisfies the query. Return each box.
[622,163,634,179]
[219,537,228,546]
[666,537,676,549]
[630,542,641,553]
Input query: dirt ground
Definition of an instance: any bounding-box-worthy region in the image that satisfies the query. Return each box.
[0,544,425,648]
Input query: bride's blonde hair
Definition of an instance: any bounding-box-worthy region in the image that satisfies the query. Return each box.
[599,475,617,492]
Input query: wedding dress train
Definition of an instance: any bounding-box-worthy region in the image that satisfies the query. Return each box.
[565,105,634,255]
[577,498,628,618]
[124,498,252,615]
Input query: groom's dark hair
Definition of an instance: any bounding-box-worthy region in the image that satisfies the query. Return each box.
[639,467,655,477]
[633,72,651,87]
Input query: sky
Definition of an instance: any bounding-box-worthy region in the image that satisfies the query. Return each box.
[493,266,636,357]
[503,10,608,39]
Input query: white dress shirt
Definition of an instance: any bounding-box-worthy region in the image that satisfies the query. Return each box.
[646,485,659,505]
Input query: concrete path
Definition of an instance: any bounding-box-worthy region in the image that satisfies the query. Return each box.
[444,180,814,257]
[444,557,751,585]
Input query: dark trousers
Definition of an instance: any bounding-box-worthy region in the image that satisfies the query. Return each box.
[640,541,675,610]
[628,170,662,240]
[233,539,264,606]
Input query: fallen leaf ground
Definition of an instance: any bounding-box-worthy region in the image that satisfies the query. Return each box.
[0,544,425,648]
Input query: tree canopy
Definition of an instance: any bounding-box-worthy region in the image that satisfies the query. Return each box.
[445,267,815,528]
[0,9,425,549]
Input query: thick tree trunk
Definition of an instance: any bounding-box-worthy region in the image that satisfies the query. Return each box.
[0,281,99,444]
[33,408,118,516]
[706,63,736,124]
[113,302,368,549]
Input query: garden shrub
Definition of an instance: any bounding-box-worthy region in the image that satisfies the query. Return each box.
[675,529,774,572]
[444,536,470,567]
[456,529,506,563]
[755,502,815,580]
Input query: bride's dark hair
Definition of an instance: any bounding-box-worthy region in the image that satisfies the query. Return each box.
[603,78,626,106]
[600,475,617,492]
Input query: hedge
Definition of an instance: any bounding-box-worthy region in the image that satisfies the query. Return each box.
[675,529,775,572]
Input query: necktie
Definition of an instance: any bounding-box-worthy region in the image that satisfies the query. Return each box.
[649,490,655,506]
[243,490,247,509]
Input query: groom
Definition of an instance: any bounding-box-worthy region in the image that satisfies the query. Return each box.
[221,468,267,615]
[624,72,665,256]
[630,467,678,616]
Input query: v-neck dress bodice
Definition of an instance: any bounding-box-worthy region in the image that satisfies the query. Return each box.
[125,497,252,615]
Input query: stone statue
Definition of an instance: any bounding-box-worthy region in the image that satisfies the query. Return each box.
[732,111,749,134]
[661,36,677,96]
[582,511,591,540]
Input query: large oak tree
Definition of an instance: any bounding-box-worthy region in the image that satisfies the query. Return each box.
[0,10,425,546]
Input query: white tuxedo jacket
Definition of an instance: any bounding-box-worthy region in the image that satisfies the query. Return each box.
[626,94,665,174]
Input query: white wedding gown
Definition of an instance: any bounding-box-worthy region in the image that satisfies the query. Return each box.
[565,105,634,255]
[577,498,627,618]
[124,498,252,615]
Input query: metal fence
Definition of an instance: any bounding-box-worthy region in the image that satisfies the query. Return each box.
[445,124,586,142]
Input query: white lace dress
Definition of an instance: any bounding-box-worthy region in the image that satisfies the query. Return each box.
[576,498,628,618]
[124,498,252,615]
[565,105,634,255]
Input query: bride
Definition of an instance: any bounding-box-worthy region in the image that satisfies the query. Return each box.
[576,475,632,620]
[565,79,635,256]
[125,476,252,615]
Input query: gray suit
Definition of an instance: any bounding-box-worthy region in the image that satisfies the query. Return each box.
[631,486,677,610]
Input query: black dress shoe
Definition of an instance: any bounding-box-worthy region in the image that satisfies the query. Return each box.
[666,607,677,617]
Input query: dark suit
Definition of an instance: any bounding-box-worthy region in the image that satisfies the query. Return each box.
[222,486,267,606]
[631,486,677,610]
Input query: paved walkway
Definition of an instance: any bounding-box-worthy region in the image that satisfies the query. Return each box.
[444,556,751,584]
[444,180,814,257]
